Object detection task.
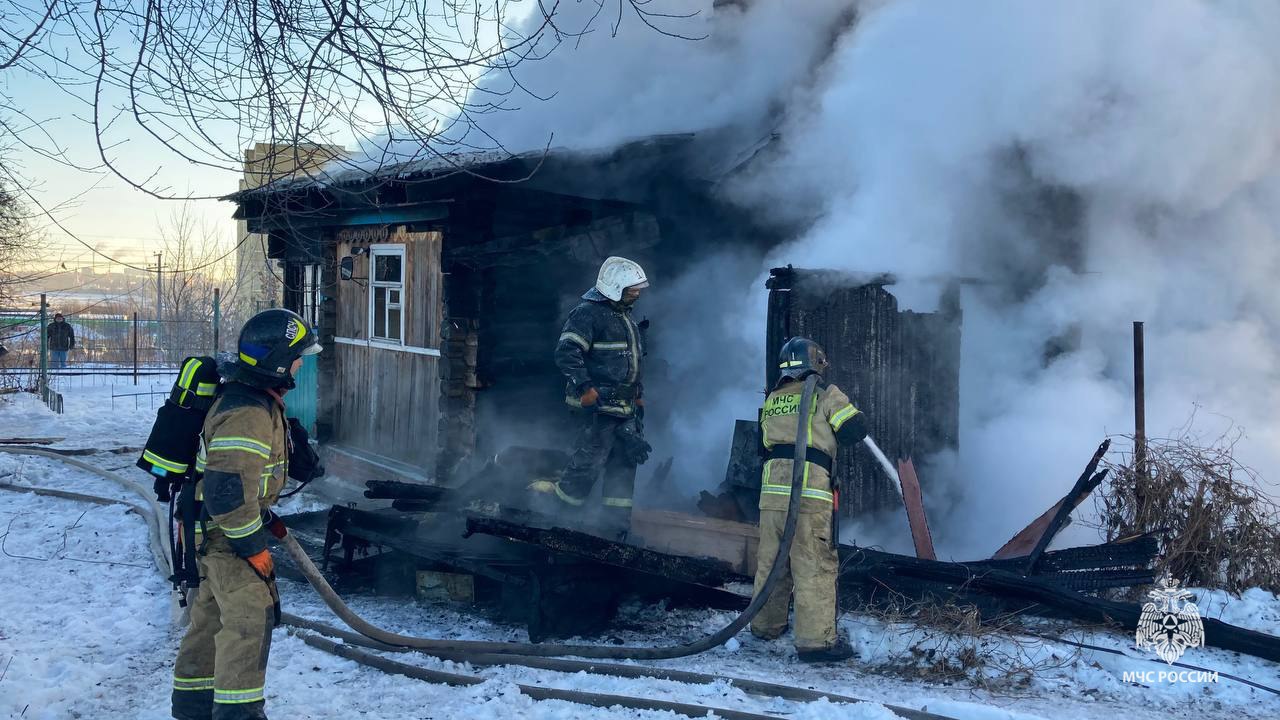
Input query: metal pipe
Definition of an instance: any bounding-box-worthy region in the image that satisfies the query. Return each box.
[1133,321,1146,479]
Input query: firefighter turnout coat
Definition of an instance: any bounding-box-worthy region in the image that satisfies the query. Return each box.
[555,288,645,418]
[172,381,288,720]
[751,379,868,651]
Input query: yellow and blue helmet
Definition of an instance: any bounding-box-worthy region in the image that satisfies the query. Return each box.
[236,308,321,382]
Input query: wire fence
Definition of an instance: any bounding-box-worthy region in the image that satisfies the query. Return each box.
[0,363,181,416]
[0,315,220,366]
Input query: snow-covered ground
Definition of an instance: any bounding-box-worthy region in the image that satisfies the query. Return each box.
[1,383,1277,719]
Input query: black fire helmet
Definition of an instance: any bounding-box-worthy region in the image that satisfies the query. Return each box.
[777,336,829,386]
[235,308,321,384]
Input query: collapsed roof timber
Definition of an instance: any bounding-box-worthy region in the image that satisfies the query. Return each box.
[229,134,1280,664]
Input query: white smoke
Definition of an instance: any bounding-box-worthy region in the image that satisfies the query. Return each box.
[735,0,1280,556]
[462,0,855,153]
[467,0,1280,557]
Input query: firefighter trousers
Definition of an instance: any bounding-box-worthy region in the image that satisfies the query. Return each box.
[172,543,277,720]
[559,412,637,522]
[750,509,839,651]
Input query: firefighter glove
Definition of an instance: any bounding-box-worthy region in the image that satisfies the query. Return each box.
[246,549,275,581]
[287,417,325,482]
[265,510,288,539]
[617,418,652,466]
[153,476,172,503]
[579,387,600,407]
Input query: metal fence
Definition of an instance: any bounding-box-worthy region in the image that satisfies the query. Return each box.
[0,294,222,414]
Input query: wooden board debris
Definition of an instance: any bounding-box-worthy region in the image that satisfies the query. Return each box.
[897,459,936,560]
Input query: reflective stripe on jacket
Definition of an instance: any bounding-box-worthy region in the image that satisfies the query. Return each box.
[193,383,288,555]
[758,380,862,513]
[554,288,645,417]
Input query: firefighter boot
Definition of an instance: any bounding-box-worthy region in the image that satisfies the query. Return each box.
[212,702,267,720]
[796,635,854,664]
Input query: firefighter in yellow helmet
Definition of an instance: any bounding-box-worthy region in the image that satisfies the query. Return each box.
[171,308,320,720]
[751,337,869,663]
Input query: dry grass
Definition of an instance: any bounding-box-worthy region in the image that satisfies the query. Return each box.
[851,595,1080,690]
[1096,430,1280,595]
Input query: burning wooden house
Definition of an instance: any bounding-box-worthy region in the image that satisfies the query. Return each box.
[229,134,963,515]
[224,135,1226,656]
[228,133,976,634]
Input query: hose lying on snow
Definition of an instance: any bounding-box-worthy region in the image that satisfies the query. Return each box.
[282,611,951,720]
[278,374,819,660]
[1,378,818,661]
[0,446,172,578]
[292,628,794,720]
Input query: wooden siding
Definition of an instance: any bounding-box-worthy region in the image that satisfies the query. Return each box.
[766,268,961,516]
[331,227,443,473]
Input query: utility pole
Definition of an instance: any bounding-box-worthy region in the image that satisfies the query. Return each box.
[154,252,163,362]
[212,287,221,354]
[133,312,139,386]
[155,252,163,322]
[38,293,48,394]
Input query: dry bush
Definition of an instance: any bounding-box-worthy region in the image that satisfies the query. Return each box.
[1096,432,1280,595]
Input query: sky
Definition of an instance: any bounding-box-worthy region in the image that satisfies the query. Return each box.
[2,0,544,281]
[3,65,240,274]
[0,0,529,278]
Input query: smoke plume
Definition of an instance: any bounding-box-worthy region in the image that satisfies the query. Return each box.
[478,0,1280,557]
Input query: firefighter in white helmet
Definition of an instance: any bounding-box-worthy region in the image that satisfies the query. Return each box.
[530,257,652,537]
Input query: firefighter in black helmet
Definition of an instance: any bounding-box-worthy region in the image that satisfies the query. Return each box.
[751,337,869,663]
[172,309,320,720]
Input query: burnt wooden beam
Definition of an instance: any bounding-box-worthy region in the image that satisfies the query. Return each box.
[329,507,537,587]
[973,533,1158,575]
[464,515,743,590]
[364,480,453,502]
[1021,439,1112,573]
[994,440,1113,561]
[843,535,1157,595]
[864,561,1280,664]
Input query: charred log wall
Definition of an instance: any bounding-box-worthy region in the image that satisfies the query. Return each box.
[765,267,960,516]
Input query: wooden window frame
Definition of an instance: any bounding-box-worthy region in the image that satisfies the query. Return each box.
[368,243,406,345]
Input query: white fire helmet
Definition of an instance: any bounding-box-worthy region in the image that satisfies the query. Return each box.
[594,256,649,302]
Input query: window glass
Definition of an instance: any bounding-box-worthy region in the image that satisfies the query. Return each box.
[375,254,402,283]
[370,246,405,343]
[387,307,402,341]
[374,287,388,338]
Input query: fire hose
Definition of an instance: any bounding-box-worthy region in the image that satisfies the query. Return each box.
[0,388,961,720]
[278,374,820,659]
[0,446,173,578]
[0,376,819,661]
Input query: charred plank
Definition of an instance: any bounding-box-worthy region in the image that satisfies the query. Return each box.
[465,515,743,590]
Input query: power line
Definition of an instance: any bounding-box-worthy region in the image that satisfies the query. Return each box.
[0,162,251,275]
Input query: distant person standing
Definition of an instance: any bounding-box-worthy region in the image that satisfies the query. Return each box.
[47,313,75,369]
